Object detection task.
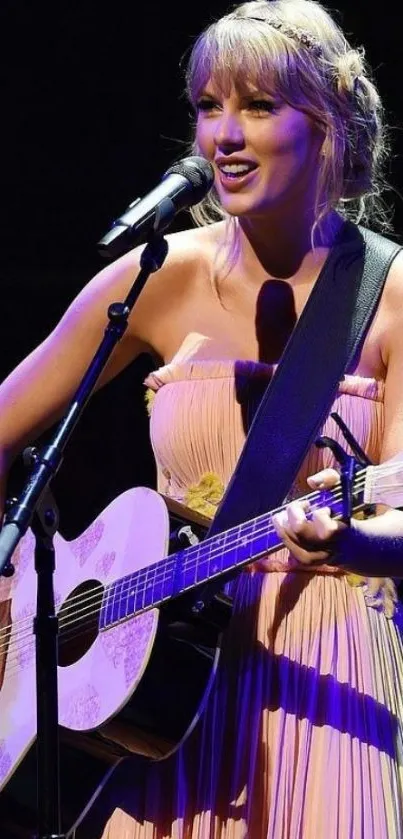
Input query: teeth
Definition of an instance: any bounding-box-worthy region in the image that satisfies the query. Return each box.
[220,163,253,175]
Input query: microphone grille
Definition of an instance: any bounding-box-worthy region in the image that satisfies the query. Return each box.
[164,156,214,201]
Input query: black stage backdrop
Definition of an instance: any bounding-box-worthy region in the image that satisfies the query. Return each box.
[1,1,402,540]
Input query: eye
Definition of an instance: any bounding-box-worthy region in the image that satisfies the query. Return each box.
[248,99,276,113]
[195,98,219,113]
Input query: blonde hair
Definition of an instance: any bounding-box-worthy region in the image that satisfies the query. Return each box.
[185,0,391,238]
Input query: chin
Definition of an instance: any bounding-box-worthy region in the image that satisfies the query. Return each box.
[219,198,261,217]
[217,187,274,214]
[221,202,273,221]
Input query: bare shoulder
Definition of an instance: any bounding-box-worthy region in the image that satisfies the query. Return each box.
[372,244,403,461]
[377,244,403,364]
[153,222,222,284]
[66,222,223,355]
[96,222,221,301]
[118,223,224,352]
[380,245,403,306]
[378,246,403,328]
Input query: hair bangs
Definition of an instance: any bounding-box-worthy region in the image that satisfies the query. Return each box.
[187,18,297,105]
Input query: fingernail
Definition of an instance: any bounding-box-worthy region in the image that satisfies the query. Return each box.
[308,477,324,488]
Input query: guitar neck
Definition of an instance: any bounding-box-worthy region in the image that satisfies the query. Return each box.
[100,474,367,631]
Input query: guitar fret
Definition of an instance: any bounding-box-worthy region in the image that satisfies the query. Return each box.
[194,542,206,585]
[149,559,173,604]
[112,578,123,625]
[171,550,185,596]
[118,576,125,619]
[142,565,158,610]
[207,531,225,579]
[132,567,153,613]
[234,522,255,567]
[253,521,274,559]
[123,578,129,619]
[145,565,154,609]
[99,584,113,629]
[141,566,149,610]
[160,556,172,601]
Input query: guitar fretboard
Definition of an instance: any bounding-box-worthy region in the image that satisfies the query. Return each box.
[99,483,349,630]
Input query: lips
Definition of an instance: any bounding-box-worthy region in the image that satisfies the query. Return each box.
[216,164,258,191]
[215,158,257,174]
[214,158,258,190]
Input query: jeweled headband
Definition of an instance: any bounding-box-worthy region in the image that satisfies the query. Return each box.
[248,15,323,57]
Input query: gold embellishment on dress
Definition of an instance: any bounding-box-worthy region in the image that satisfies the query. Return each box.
[144,387,156,416]
[344,572,396,618]
[184,472,225,520]
[345,573,366,587]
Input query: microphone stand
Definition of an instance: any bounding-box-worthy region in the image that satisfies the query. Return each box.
[0,229,170,839]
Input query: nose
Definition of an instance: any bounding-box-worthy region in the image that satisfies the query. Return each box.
[214,109,245,151]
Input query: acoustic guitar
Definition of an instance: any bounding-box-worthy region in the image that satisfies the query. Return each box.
[0,453,402,836]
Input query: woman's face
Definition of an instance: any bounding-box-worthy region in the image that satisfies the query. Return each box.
[195,79,324,221]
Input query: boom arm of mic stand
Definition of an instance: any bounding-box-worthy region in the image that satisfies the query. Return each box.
[0,232,169,576]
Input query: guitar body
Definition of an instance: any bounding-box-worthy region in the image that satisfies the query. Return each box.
[0,487,228,836]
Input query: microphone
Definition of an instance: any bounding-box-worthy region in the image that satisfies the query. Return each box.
[98,156,214,259]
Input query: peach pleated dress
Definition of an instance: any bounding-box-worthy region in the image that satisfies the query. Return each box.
[99,333,403,839]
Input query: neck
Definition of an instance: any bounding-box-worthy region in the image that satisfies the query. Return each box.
[235,210,344,281]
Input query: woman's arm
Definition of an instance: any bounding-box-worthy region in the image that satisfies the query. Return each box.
[270,252,403,578]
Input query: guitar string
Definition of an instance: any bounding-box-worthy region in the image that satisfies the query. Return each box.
[0,466,395,669]
[3,483,401,677]
[2,466,400,674]
[3,461,403,670]
[0,483,326,632]
[0,475,358,648]
[0,482,351,671]
[0,471,384,670]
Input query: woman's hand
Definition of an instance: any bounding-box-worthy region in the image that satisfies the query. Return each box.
[266,465,403,579]
[271,467,346,565]
[250,465,403,577]
[248,467,344,571]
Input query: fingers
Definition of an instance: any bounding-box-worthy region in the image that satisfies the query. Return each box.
[272,500,341,565]
[282,501,337,539]
[311,508,339,540]
[307,468,340,490]
[272,518,331,564]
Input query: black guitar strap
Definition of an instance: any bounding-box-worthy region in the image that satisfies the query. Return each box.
[207,222,401,538]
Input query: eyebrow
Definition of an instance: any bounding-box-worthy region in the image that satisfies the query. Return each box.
[197,87,276,99]
[242,90,275,98]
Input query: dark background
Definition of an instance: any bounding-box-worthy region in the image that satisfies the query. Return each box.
[1,1,403,536]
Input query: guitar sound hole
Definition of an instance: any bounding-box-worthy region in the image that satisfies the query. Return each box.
[58,579,104,668]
